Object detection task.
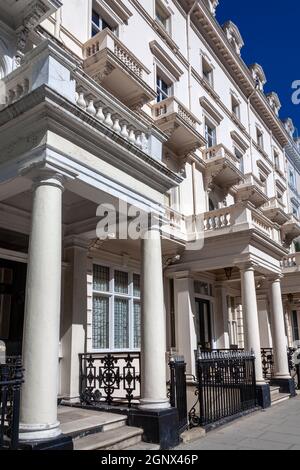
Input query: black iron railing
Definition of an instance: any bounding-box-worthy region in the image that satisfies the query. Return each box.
[189,350,257,428]
[79,352,141,407]
[261,348,274,380]
[168,356,188,433]
[0,357,24,449]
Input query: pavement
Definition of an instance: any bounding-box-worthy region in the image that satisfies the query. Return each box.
[177,395,300,450]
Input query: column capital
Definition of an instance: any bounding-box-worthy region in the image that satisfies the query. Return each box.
[236,260,257,273]
[32,171,65,191]
[269,273,284,284]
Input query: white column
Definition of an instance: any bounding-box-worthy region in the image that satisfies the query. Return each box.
[270,277,290,379]
[240,263,265,384]
[139,226,170,410]
[20,172,64,441]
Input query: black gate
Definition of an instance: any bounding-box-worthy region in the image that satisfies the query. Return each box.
[0,357,24,449]
[169,356,188,433]
[190,350,257,428]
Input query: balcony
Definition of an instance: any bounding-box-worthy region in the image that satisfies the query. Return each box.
[203,144,244,191]
[83,30,156,109]
[151,97,205,157]
[0,0,61,30]
[281,215,300,248]
[236,173,269,208]
[281,253,300,272]
[262,197,290,225]
[203,202,281,243]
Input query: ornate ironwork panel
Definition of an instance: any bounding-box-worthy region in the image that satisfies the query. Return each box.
[261,348,274,380]
[79,352,141,407]
[189,350,257,428]
[0,356,24,449]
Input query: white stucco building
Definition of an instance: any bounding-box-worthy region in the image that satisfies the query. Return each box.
[0,0,300,449]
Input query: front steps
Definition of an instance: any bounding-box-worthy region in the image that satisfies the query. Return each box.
[58,406,143,451]
[270,386,292,406]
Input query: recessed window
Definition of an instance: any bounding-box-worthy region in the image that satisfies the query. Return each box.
[234,147,244,173]
[205,119,217,148]
[292,311,299,342]
[92,9,115,37]
[202,57,214,87]
[274,151,280,170]
[292,205,299,218]
[92,264,141,351]
[256,128,264,149]
[231,95,240,120]
[157,74,171,103]
[289,169,296,188]
[155,1,171,32]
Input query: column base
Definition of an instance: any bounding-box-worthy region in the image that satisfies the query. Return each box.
[19,421,61,442]
[256,383,271,409]
[270,377,296,397]
[19,435,73,451]
[128,408,179,450]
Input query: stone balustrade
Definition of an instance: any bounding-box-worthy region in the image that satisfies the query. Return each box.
[151,97,200,131]
[263,196,286,211]
[83,29,147,81]
[281,253,300,268]
[0,39,155,157]
[73,74,149,153]
[203,144,239,167]
[203,207,232,231]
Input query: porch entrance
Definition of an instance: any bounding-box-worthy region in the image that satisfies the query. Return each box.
[195,299,212,350]
[0,259,26,356]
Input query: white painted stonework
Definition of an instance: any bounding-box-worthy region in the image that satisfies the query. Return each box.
[0,0,299,440]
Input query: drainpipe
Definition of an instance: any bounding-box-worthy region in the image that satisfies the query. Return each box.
[186,2,199,218]
[186,1,199,111]
[247,90,256,175]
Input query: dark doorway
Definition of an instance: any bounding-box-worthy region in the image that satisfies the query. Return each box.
[195,298,212,350]
[0,259,27,356]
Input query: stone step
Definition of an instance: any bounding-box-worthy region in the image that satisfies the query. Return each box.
[59,407,127,440]
[271,394,291,406]
[126,442,161,451]
[73,426,143,451]
[270,386,281,399]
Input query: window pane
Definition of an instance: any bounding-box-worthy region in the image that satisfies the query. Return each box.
[115,270,128,294]
[114,298,129,348]
[93,265,110,292]
[133,274,141,297]
[92,10,100,26]
[133,301,141,349]
[93,296,109,349]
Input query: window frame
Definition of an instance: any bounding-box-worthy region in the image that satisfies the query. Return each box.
[91,3,117,38]
[156,73,171,103]
[155,0,171,33]
[202,57,214,88]
[91,262,141,353]
[256,128,264,150]
[205,118,217,148]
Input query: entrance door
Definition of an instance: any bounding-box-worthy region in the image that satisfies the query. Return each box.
[195,299,212,350]
[0,259,27,356]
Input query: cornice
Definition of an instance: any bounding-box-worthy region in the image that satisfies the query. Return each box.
[178,0,288,147]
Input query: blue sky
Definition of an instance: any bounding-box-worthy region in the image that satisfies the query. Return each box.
[217,1,300,136]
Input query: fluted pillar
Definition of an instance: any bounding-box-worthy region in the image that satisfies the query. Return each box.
[19,172,64,441]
